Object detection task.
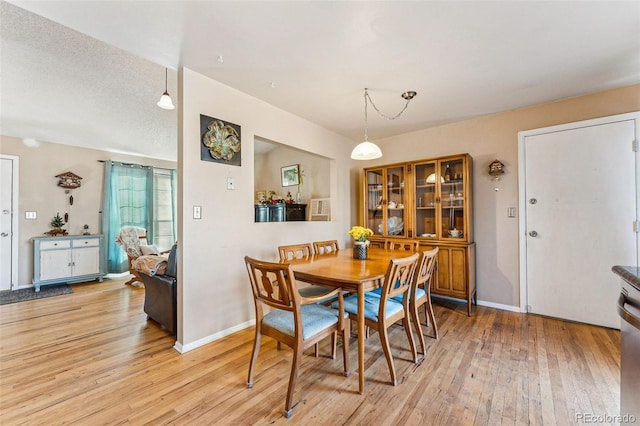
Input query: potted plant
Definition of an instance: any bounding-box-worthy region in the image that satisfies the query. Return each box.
[46,212,68,236]
[348,226,373,260]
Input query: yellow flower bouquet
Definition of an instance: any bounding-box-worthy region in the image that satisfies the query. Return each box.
[348,226,373,243]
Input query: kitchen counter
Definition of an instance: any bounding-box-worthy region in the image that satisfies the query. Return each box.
[613,264,640,420]
[612,265,640,292]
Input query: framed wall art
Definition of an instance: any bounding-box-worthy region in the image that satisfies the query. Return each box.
[200,114,241,166]
[281,164,300,187]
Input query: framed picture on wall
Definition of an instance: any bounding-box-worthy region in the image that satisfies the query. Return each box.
[281,164,300,187]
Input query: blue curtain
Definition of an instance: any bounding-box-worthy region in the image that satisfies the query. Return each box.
[102,161,154,273]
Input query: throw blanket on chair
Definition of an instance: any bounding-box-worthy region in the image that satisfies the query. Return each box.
[115,226,147,257]
[132,255,169,276]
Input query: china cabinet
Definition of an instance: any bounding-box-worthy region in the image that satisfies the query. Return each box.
[32,235,104,292]
[361,153,476,315]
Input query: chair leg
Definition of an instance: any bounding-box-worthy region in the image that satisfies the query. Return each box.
[330,332,337,360]
[247,330,262,388]
[342,325,350,376]
[403,314,418,364]
[424,298,439,340]
[411,300,426,356]
[284,346,303,418]
[378,324,397,386]
[314,343,319,357]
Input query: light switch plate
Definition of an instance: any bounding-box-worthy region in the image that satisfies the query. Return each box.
[226,177,235,190]
[193,205,202,219]
[507,207,516,218]
[25,211,37,219]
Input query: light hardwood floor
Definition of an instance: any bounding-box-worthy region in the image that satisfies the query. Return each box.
[0,278,620,425]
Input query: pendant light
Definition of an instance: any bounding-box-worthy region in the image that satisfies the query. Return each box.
[157,67,175,110]
[351,88,382,160]
[351,88,417,160]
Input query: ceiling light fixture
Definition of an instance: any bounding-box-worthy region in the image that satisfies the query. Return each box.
[351,88,417,160]
[157,67,175,110]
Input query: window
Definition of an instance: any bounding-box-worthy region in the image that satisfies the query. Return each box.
[102,161,177,273]
[152,168,177,251]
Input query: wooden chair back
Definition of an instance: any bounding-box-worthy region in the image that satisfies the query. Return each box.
[313,240,339,255]
[385,239,420,251]
[368,239,386,249]
[379,253,420,302]
[278,243,313,260]
[414,248,438,290]
[245,256,299,315]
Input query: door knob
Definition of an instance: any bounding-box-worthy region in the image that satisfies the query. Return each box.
[529,230,538,237]
[1,232,8,237]
[529,198,537,204]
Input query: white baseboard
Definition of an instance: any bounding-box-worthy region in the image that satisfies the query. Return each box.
[432,294,521,313]
[476,299,521,313]
[174,319,256,354]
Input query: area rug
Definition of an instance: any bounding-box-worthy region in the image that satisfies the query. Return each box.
[0,284,73,305]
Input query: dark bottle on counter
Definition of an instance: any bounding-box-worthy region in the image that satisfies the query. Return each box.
[444,164,451,182]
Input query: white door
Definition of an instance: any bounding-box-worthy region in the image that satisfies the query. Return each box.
[0,156,17,291]
[521,115,638,329]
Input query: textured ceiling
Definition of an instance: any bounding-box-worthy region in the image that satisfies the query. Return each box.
[2,1,639,162]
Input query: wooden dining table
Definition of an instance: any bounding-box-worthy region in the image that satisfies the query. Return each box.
[284,246,416,394]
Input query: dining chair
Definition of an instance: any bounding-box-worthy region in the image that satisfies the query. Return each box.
[385,238,420,251]
[278,243,313,260]
[313,240,339,255]
[409,248,439,357]
[244,256,350,418]
[278,242,337,357]
[335,253,419,386]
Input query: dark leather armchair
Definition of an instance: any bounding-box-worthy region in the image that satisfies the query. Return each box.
[140,243,177,335]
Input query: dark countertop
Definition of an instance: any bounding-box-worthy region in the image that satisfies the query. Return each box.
[612,265,640,292]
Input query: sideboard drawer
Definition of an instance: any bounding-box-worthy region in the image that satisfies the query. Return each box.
[72,238,100,248]
[39,239,71,250]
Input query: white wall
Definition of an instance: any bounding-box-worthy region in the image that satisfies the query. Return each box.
[254,144,331,204]
[177,68,354,350]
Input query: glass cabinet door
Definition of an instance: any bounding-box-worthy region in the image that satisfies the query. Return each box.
[414,162,437,239]
[440,158,466,239]
[364,166,406,237]
[385,166,406,237]
[365,169,384,235]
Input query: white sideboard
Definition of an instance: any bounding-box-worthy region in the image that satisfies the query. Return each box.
[32,235,105,292]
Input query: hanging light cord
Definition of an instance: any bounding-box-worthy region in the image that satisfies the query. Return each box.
[365,88,413,121]
[364,89,369,142]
